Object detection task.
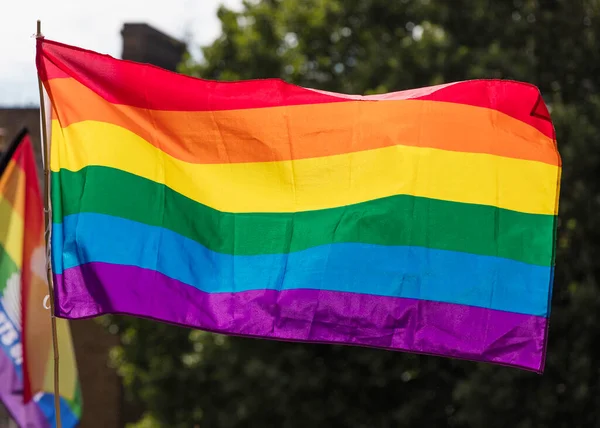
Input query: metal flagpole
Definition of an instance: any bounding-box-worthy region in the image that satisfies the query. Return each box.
[35,19,62,428]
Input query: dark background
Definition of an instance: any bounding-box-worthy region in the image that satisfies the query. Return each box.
[3,1,598,427]
[107,1,600,427]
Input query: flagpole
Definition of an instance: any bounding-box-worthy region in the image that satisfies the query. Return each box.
[36,19,62,428]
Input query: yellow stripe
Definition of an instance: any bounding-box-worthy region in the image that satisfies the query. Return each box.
[50,120,560,215]
[0,192,24,268]
[0,159,25,219]
[0,159,25,267]
[42,316,78,400]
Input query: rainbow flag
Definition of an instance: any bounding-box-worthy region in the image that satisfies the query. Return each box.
[37,38,561,372]
[0,129,81,427]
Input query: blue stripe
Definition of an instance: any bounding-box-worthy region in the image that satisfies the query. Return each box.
[36,393,79,428]
[0,301,22,380]
[52,213,552,316]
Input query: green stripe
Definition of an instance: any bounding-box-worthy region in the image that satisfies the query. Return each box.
[66,380,83,418]
[51,166,555,266]
[0,244,19,295]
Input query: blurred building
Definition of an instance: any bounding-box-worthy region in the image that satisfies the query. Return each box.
[0,108,41,164]
[121,23,187,72]
[0,23,186,428]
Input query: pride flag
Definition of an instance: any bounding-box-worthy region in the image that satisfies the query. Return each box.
[0,129,81,427]
[37,38,561,372]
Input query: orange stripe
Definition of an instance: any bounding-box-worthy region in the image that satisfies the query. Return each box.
[0,159,25,219]
[47,77,559,166]
[24,270,52,396]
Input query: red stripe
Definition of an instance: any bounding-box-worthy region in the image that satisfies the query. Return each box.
[414,80,554,139]
[36,39,347,111]
[37,38,554,138]
[12,135,44,403]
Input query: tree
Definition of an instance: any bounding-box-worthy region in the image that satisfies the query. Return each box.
[106,0,600,426]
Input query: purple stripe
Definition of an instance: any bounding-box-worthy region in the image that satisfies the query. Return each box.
[0,350,49,428]
[54,262,548,372]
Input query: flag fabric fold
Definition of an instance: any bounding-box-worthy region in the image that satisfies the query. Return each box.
[0,129,81,427]
[37,38,561,372]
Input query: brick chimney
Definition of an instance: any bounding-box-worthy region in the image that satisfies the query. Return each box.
[121,23,187,71]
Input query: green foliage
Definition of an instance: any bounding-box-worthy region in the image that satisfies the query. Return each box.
[110,0,600,426]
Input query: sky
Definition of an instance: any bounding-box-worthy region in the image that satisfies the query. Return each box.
[0,0,242,106]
